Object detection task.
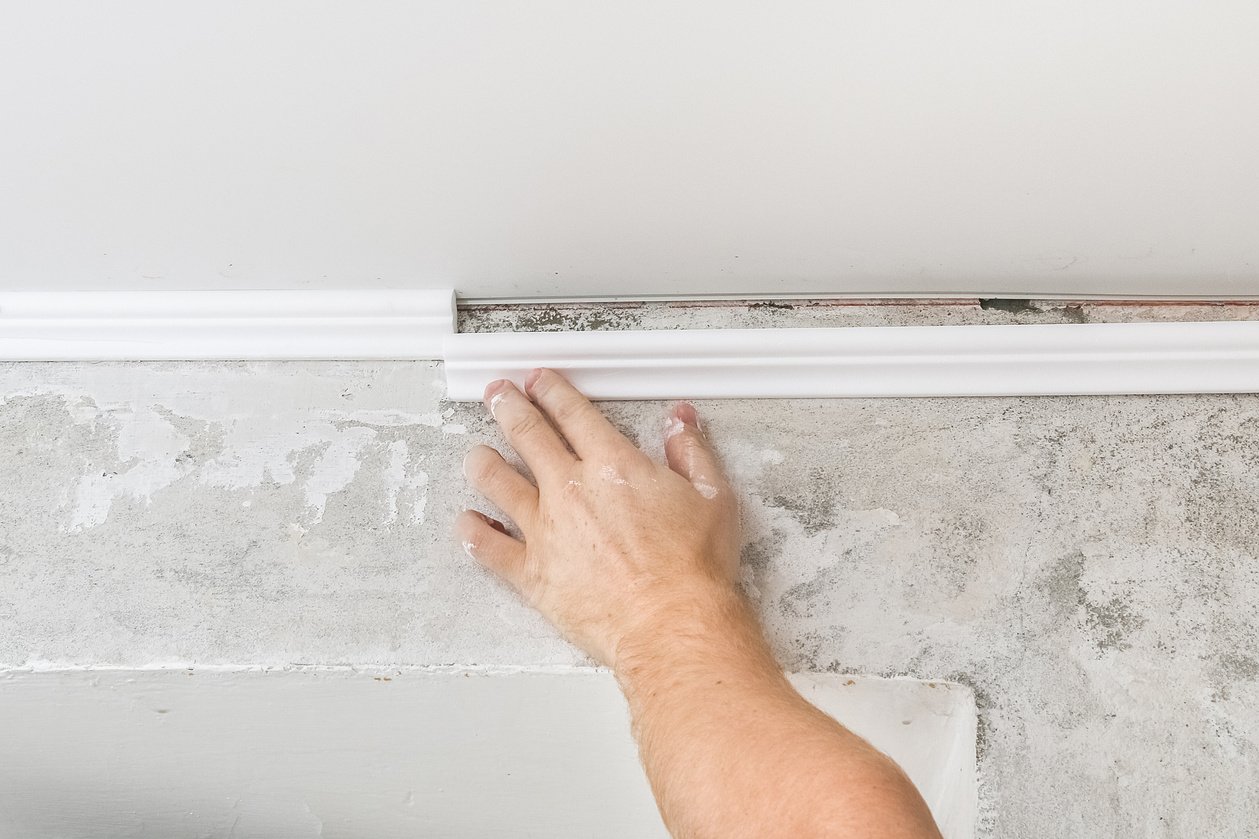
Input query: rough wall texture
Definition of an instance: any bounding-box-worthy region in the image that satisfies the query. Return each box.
[2,299,1257,837]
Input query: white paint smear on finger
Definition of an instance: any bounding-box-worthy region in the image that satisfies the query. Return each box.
[694,482,719,499]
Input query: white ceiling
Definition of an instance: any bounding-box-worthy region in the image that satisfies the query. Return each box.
[2,1,1256,299]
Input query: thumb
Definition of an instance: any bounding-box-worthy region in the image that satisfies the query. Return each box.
[664,403,728,502]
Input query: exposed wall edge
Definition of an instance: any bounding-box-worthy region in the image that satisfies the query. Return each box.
[0,290,456,360]
[443,321,1259,400]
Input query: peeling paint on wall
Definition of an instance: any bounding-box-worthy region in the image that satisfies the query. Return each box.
[3,302,1259,837]
[0,365,469,533]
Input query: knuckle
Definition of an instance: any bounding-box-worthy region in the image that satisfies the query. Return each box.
[606,451,644,476]
[668,435,702,461]
[509,411,544,439]
[552,397,584,425]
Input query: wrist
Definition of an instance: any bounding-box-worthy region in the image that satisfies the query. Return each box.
[612,578,781,696]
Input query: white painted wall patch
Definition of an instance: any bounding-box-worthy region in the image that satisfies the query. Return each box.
[0,668,977,839]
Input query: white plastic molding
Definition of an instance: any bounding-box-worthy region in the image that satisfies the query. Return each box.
[5,292,1257,403]
[443,320,1259,400]
[0,290,456,360]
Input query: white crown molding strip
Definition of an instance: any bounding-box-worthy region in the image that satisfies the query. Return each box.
[442,320,1259,401]
[4,293,1258,401]
[0,290,456,360]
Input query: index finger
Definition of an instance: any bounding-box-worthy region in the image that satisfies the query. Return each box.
[483,379,575,483]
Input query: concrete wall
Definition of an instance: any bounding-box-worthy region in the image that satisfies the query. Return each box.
[3,299,1258,836]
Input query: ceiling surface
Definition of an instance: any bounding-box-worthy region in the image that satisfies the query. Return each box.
[2,1,1256,299]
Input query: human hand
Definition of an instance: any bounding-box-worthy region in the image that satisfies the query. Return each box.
[455,368,743,669]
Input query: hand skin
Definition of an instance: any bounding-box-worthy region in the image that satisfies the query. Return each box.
[456,368,943,839]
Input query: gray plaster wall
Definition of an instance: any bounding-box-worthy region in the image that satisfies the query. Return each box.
[3,299,1258,837]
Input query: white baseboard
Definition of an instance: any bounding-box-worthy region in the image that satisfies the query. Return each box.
[443,320,1259,400]
[0,290,456,360]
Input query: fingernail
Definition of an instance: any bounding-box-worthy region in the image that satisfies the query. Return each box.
[524,368,544,392]
[483,380,510,418]
[483,379,507,401]
[664,414,687,439]
[675,402,700,429]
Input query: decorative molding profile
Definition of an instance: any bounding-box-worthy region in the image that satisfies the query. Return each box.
[4,292,1257,402]
[443,321,1259,400]
[0,290,456,360]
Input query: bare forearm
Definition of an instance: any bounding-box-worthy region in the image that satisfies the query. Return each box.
[616,584,942,839]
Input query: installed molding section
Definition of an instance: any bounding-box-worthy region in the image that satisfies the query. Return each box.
[443,320,1259,400]
[0,289,456,360]
[5,294,1257,401]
